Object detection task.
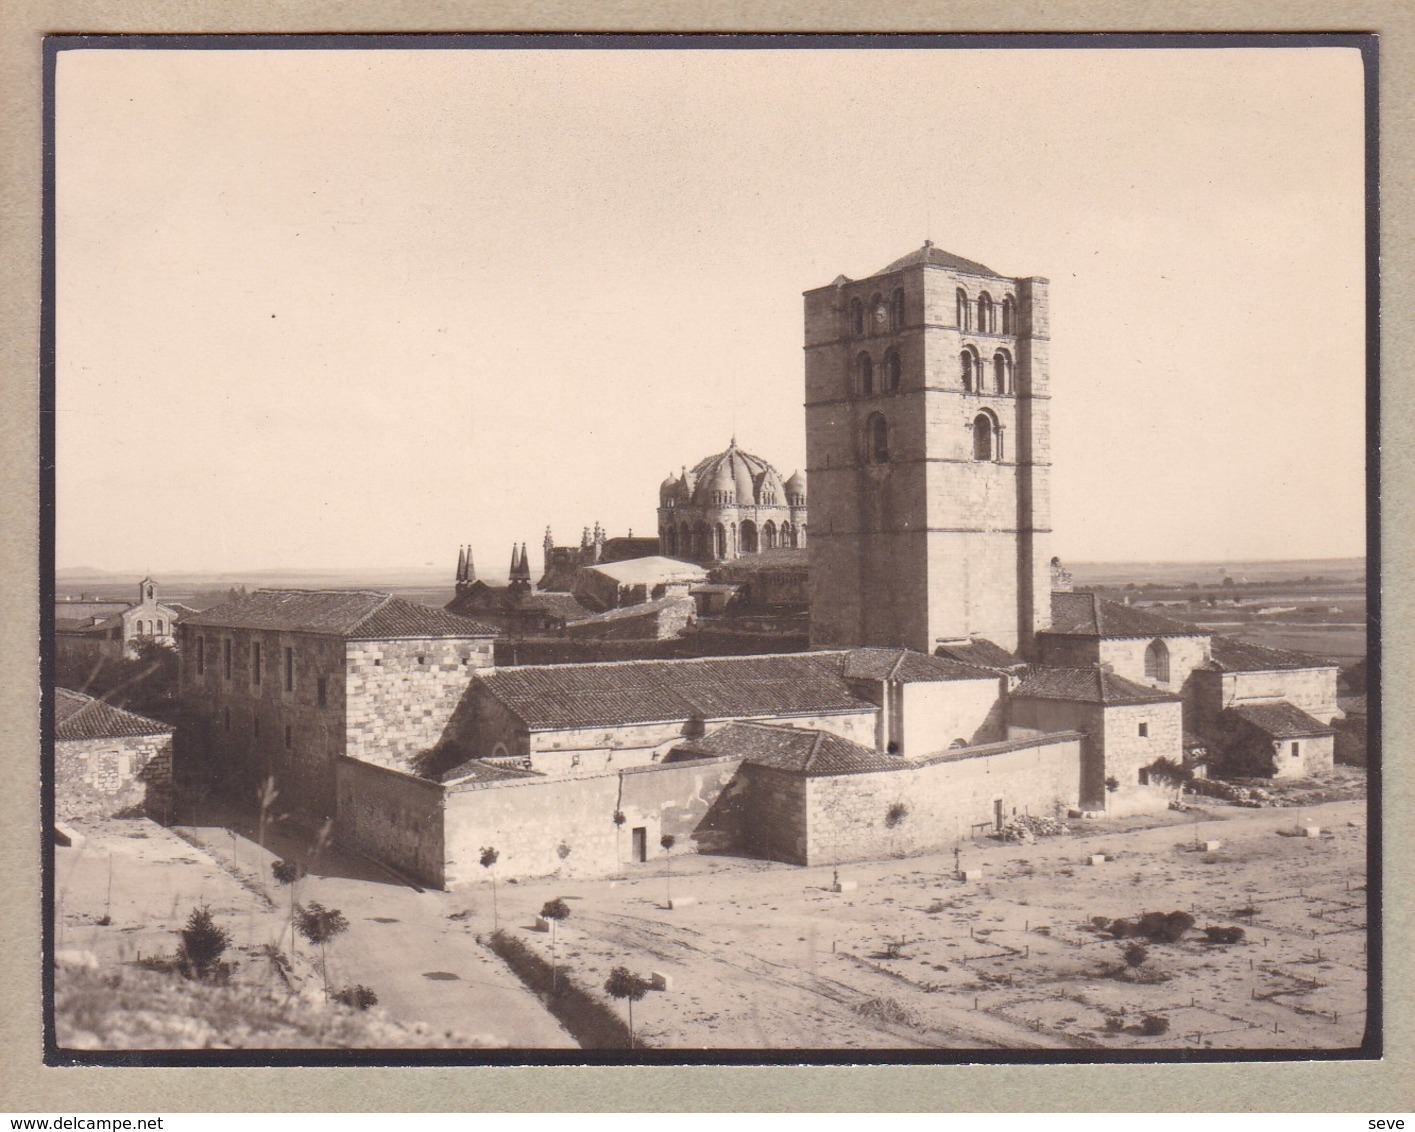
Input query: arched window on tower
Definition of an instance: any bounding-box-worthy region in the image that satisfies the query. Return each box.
[972,412,997,462]
[993,350,1013,394]
[960,348,978,393]
[891,288,905,330]
[866,413,890,464]
[1002,295,1016,335]
[883,347,901,393]
[857,352,874,397]
[978,293,994,334]
[956,288,970,331]
[1145,639,1171,683]
[850,298,863,336]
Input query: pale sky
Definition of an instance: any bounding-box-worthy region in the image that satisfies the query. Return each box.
[55,45,1368,576]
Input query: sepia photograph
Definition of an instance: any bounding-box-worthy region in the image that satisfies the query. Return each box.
[44,35,1375,1063]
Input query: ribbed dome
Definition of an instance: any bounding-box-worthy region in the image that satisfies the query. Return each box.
[659,473,680,505]
[687,440,786,509]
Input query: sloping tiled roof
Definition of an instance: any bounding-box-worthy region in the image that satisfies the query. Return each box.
[1011,666,1180,706]
[580,557,708,587]
[54,688,172,741]
[933,638,1022,670]
[680,721,903,777]
[183,590,497,639]
[835,647,996,684]
[439,759,542,786]
[567,594,693,626]
[1047,592,1206,639]
[874,242,999,278]
[1203,635,1336,672]
[476,653,874,731]
[1228,701,1334,738]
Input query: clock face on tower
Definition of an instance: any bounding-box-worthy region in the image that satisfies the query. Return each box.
[873,305,888,325]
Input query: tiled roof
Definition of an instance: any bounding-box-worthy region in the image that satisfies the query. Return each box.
[1203,635,1336,672]
[580,557,708,586]
[183,590,497,639]
[874,242,998,278]
[1228,701,1334,738]
[835,647,996,684]
[439,759,542,786]
[933,638,1022,670]
[54,688,172,741]
[1011,666,1180,706]
[567,594,693,626]
[709,550,808,576]
[1047,592,1206,639]
[681,721,903,777]
[476,653,874,731]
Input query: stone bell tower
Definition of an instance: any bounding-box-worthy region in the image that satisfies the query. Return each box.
[803,241,1052,655]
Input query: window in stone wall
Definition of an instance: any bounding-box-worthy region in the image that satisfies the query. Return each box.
[284,647,295,692]
[317,677,328,707]
[223,638,232,680]
[284,724,293,750]
[1002,295,1016,335]
[972,411,997,461]
[866,412,890,463]
[1291,741,1301,758]
[196,636,205,675]
[978,292,995,334]
[1144,639,1170,683]
[252,643,263,686]
[850,297,863,336]
[1139,722,1149,738]
[957,288,970,331]
[857,352,873,397]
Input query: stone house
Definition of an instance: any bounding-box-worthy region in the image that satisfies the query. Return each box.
[1209,702,1336,778]
[54,688,174,821]
[178,590,498,821]
[570,556,709,613]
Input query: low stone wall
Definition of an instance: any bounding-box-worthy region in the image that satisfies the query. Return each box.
[335,756,447,888]
[55,733,174,821]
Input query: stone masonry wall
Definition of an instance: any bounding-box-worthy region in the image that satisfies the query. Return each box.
[739,764,810,864]
[803,734,1084,865]
[335,756,447,888]
[1100,701,1184,817]
[56,733,174,821]
[440,756,745,886]
[1224,667,1341,725]
[344,637,493,772]
[1098,636,1211,693]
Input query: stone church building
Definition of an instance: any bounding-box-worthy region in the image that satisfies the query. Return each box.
[176,241,1342,887]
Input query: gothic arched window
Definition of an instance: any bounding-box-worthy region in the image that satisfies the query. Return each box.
[857,352,874,397]
[866,413,890,463]
[883,348,902,393]
[850,298,863,336]
[993,350,1012,394]
[1145,639,1171,683]
[972,412,997,462]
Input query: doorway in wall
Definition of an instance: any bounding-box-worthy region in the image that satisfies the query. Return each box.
[632,826,647,863]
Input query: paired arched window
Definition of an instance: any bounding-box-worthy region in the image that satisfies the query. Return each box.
[978,293,995,334]
[1145,639,1171,683]
[972,411,998,462]
[993,350,1013,394]
[891,288,905,330]
[850,298,864,336]
[960,348,980,393]
[866,413,890,463]
[1001,296,1016,335]
[856,352,874,396]
[883,347,902,393]
[956,289,970,331]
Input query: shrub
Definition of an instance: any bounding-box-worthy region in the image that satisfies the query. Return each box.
[177,906,231,981]
[1203,926,1246,944]
[1104,1016,1125,1033]
[855,996,919,1027]
[1122,942,1149,968]
[884,802,909,829]
[1140,1014,1170,1036]
[332,984,379,1011]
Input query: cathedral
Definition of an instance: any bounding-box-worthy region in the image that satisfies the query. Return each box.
[657,440,807,563]
[177,240,1344,888]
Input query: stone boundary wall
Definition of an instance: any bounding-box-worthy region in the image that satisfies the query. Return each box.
[335,756,447,888]
[441,755,746,887]
[55,733,174,821]
[803,732,1085,865]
